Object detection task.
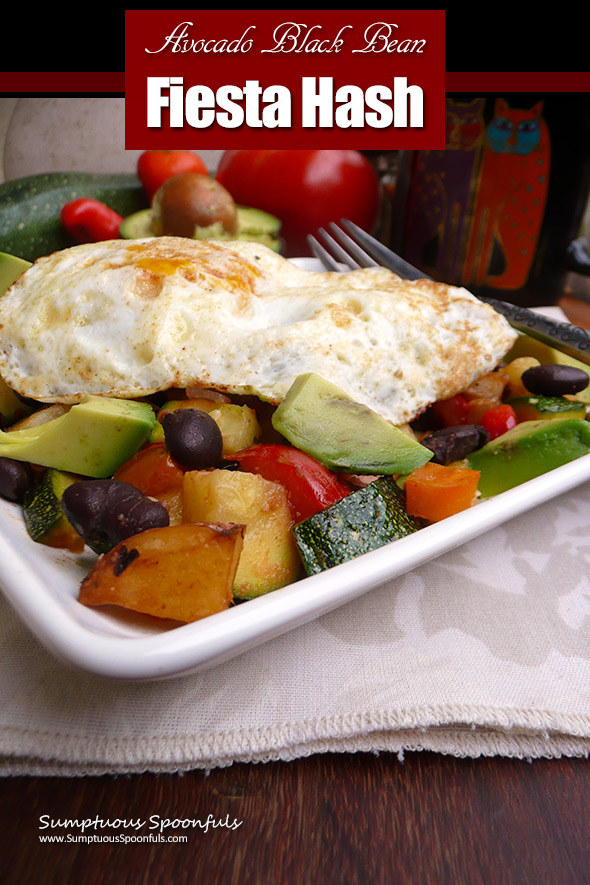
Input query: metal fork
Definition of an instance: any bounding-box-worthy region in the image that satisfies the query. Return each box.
[308,220,590,367]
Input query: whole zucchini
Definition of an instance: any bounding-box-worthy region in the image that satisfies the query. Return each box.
[0,172,149,261]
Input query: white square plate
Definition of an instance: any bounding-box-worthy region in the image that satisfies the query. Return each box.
[1,265,589,680]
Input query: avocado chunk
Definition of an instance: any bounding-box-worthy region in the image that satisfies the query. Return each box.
[271,373,433,475]
[119,205,282,251]
[118,209,153,239]
[505,333,590,404]
[507,395,586,422]
[235,206,281,236]
[467,417,590,498]
[0,395,156,477]
[0,251,32,295]
[0,376,33,428]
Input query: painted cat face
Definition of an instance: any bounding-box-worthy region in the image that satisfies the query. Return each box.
[487,99,545,155]
[445,98,485,150]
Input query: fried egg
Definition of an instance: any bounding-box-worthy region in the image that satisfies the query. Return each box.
[0,237,517,425]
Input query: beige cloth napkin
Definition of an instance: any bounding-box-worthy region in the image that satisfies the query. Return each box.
[1,474,590,775]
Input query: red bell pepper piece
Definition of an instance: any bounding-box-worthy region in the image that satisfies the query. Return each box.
[60,198,124,243]
[231,444,351,523]
[480,403,518,440]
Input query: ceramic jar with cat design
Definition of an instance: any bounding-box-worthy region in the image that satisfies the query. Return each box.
[391,94,590,307]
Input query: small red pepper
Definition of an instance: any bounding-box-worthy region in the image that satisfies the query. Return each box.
[480,403,518,440]
[60,198,124,243]
[231,444,351,523]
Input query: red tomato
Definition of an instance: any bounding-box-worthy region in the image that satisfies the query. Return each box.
[431,394,470,427]
[60,198,123,243]
[114,444,185,498]
[216,150,380,256]
[480,404,518,440]
[137,150,209,201]
[231,444,351,523]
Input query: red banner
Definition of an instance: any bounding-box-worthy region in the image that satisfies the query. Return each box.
[124,9,446,150]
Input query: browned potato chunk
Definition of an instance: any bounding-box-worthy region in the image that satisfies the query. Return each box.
[79,523,244,623]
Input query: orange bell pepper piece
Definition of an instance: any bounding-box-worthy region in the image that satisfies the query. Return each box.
[404,462,480,522]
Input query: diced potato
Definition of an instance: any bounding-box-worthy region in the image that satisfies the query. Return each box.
[208,404,261,455]
[183,469,301,598]
[159,400,261,455]
[79,523,244,622]
[463,371,508,402]
[502,357,541,398]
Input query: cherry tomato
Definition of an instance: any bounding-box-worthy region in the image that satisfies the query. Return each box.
[60,198,123,243]
[216,150,380,256]
[231,444,351,523]
[480,404,518,440]
[137,150,209,202]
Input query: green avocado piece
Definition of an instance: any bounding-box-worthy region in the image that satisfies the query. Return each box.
[505,333,590,404]
[272,373,433,475]
[235,206,281,236]
[0,376,33,428]
[118,205,282,251]
[0,395,156,477]
[118,209,154,239]
[467,417,590,498]
[0,251,32,295]
[507,395,586,422]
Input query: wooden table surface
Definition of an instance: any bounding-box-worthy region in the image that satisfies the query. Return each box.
[1,293,590,885]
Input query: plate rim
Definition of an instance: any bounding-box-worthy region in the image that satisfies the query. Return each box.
[1,451,590,680]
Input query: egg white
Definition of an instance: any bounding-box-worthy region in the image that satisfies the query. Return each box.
[0,237,517,425]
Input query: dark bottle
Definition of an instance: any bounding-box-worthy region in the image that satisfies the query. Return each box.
[389,94,590,307]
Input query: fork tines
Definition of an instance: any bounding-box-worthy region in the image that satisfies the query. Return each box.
[308,219,428,281]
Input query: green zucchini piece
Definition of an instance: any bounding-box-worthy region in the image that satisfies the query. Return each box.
[23,468,84,552]
[0,172,148,261]
[293,476,425,575]
[272,373,433,475]
[506,395,586,422]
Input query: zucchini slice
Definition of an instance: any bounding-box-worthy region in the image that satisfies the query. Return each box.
[293,476,425,575]
[23,468,84,552]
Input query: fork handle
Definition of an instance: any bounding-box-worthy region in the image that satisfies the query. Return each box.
[479,296,590,366]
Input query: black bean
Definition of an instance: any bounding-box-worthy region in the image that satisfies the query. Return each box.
[161,409,223,470]
[0,457,35,503]
[421,425,490,465]
[61,479,169,554]
[521,364,590,396]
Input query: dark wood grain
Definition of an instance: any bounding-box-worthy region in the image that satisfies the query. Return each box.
[1,752,589,884]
